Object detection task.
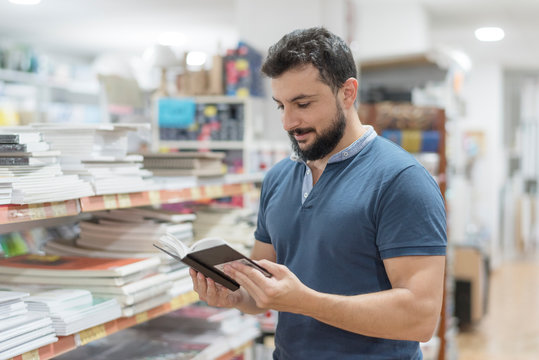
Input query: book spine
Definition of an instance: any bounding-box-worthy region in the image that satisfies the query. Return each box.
[0,157,29,165]
[0,135,19,144]
[0,144,28,152]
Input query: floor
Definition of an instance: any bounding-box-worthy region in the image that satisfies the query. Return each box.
[456,253,539,360]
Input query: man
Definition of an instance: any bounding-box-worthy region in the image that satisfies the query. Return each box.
[191,27,447,359]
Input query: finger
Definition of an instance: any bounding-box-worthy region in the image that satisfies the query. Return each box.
[227,263,270,303]
[196,271,208,297]
[256,259,287,277]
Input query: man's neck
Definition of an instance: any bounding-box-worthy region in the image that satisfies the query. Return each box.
[306,120,366,184]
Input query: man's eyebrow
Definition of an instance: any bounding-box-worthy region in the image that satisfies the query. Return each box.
[272,94,317,103]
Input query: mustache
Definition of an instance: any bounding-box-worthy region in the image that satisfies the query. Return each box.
[288,128,315,136]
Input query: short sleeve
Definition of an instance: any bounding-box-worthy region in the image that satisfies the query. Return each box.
[375,165,447,259]
[254,180,272,244]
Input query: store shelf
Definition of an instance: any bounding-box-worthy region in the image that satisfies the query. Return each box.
[0,175,259,223]
[9,291,200,360]
[0,200,80,225]
[79,182,256,213]
[0,68,99,95]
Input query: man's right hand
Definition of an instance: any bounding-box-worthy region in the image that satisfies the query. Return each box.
[189,268,246,308]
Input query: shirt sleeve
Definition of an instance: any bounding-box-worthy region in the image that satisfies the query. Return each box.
[375,165,447,259]
[254,179,272,244]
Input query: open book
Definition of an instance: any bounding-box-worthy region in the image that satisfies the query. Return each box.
[154,234,271,291]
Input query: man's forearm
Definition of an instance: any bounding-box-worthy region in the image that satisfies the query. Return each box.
[299,287,441,342]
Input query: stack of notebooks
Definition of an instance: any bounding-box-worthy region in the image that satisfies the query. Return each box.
[32,123,155,195]
[75,208,196,253]
[24,289,121,336]
[0,254,172,317]
[1,124,155,196]
[42,207,197,301]
[141,151,226,177]
[0,291,57,360]
[0,131,94,204]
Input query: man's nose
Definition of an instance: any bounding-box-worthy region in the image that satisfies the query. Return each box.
[282,108,300,133]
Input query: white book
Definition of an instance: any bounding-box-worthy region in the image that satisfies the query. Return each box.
[0,323,55,352]
[0,334,58,360]
[25,289,93,312]
[0,291,29,304]
[0,312,52,339]
[0,132,42,144]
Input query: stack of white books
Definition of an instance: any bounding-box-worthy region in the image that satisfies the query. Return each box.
[0,291,57,360]
[30,123,155,195]
[0,254,172,318]
[0,131,95,204]
[24,289,122,336]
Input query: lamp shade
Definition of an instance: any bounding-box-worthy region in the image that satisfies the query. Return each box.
[143,44,178,68]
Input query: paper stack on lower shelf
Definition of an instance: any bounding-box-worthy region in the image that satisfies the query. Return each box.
[0,291,57,360]
[24,289,122,336]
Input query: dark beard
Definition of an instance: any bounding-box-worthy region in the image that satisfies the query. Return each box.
[289,104,346,161]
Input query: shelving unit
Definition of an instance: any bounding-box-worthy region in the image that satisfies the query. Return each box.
[0,174,261,359]
[359,102,449,360]
[9,291,200,360]
[0,176,258,225]
[0,68,100,124]
[152,95,259,174]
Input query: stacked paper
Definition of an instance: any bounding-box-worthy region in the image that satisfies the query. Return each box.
[0,291,57,360]
[31,123,155,195]
[0,254,171,317]
[25,289,122,336]
[0,130,94,204]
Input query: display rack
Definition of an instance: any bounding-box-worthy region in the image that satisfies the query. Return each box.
[359,102,448,360]
[9,291,199,360]
[0,176,258,224]
[1,174,261,359]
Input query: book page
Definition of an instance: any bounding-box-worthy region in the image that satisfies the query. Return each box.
[159,233,190,258]
[190,237,227,252]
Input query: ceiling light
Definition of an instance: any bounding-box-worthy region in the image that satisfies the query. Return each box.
[474,27,505,42]
[9,0,41,4]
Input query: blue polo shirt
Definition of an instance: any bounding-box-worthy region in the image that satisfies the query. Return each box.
[254,131,447,360]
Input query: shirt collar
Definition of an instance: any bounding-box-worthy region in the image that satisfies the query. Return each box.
[290,125,377,164]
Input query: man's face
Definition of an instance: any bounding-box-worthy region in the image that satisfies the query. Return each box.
[271,65,346,161]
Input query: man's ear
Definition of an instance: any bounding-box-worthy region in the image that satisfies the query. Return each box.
[341,78,359,109]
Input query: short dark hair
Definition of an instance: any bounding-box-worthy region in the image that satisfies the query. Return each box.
[261,27,357,93]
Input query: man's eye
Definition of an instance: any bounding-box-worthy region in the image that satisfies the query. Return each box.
[276,104,284,111]
[298,103,310,108]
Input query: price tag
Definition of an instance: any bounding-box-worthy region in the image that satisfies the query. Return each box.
[117,194,132,208]
[103,195,117,209]
[170,296,184,310]
[28,204,46,220]
[206,185,224,199]
[22,350,40,360]
[78,324,107,345]
[190,187,202,200]
[148,190,161,205]
[135,312,148,324]
[52,202,68,217]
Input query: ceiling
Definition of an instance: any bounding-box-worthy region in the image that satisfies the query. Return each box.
[0,0,538,68]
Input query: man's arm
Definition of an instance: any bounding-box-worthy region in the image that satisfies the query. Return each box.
[190,239,276,315]
[225,254,445,342]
